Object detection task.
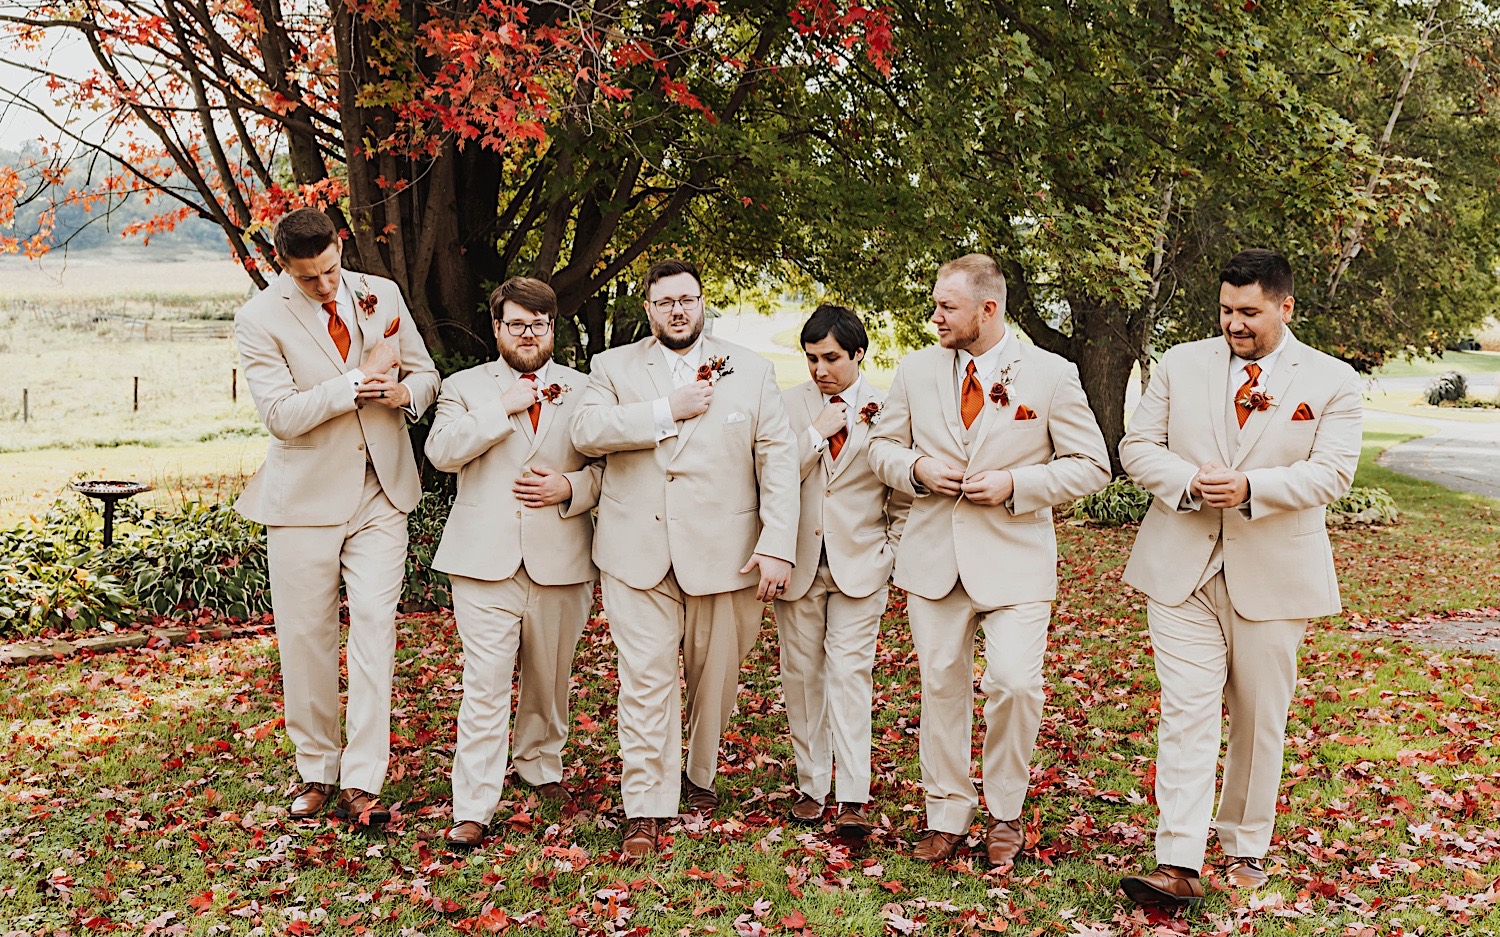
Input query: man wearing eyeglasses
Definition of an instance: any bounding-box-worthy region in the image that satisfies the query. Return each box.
[573,259,799,859]
[425,277,603,849]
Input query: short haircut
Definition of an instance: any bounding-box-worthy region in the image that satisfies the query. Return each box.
[644,259,702,295]
[489,276,558,320]
[1219,249,1294,301]
[800,304,869,359]
[937,253,1007,307]
[273,208,339,260]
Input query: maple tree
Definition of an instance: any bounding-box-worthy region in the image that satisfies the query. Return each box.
[0,0,894,357]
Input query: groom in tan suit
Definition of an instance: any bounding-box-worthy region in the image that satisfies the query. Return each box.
[424,277,602,849]
[1119,249,1362,907]
[869,253,1109,865]
[235,208,439,825]
[572,259,799,859]
[775,304,909,836]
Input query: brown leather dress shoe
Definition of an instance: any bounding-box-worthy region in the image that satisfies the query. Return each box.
[833,803,875,838]
[622,817,660,859]
[789,792,824,824]
[445,820,485,849]
[333,788,391,827]
[1120,865,1205,908]
[288,782,335,819]
[532,781,574,804]
[985,817,1024,866]
[682,777,719,814]
[1225,856,1269,888]
[912,829,965,862]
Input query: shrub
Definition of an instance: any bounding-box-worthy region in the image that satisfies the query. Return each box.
[1424,370,1467,405]
[1069,477,1153,526]
[0,499,130,635]
[403,491,454,612]
[111,499,270,619]
[1328,486,1399,527]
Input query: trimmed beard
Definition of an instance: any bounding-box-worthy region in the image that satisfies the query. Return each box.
[499,341,552,374]
[653,313,704,351]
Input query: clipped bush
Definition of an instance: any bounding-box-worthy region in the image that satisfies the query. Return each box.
[1328,486,1399,527]
[1424,370,1467,405]
[1069,477,1153,526]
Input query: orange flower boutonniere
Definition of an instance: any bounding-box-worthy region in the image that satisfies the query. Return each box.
[539,382,570,405]
[696,356,734,384]
[857,401,882,425]
[355,276,378,318]
[988,382,1009,407]
[1236,388,1274,412]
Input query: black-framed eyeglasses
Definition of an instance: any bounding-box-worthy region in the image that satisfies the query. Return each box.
[650,296,703,312]
[501,320,551,336]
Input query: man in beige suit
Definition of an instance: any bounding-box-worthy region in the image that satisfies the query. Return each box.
[235,208,439,825]
[572,259,799,859]
[424,277,603,849]
[869,253,1109,865]
[1118,249,1362,907]
[775,304,909,836]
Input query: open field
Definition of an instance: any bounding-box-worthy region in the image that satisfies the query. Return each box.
[1,432,1497,935]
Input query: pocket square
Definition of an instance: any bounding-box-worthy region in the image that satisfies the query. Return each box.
[725,412,747,424]
[383,315,401,338]
[1014,405,1038,421]
[1291,402,1316,421]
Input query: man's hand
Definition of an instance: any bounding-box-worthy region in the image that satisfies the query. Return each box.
[359,339,400,376]
[1189,460,1229,500]
[513,465,573,508]
[960,470,1014,506]
[741,553,793,602]
[355,373,411,410]
[502,374,541,416]
[668,380,713,422]
[812,401,849,440]
[913,456,965,497]
[1196,467,1250,509]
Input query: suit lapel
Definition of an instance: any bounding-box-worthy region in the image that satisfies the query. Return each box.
[967,343,1023,458]
[525,365,568,463]
[671,338,719,461]
[1206,342,1233,466]
[826,378,865,483]
[283,274,349,372]
[934,348,964,451]
[487,360,530,439]
[1232,337,1304,468]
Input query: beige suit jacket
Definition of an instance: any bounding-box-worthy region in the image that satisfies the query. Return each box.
[426,361,602,585]
[1119,334,1362,620]
[235,271,439,526]
[868,341,1110,608]
[782,380,911,600]
[571,336,800,596]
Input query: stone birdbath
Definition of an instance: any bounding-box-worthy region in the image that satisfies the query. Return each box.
[70,480,153,547]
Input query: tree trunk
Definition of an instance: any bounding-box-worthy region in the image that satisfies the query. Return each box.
[1070,306,1139,479]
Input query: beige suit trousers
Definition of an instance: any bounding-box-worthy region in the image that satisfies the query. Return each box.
[907,585,1050,834]
[449,568,592,825]
[1148,570,1306,869]
[774,564,886,805]
[266,465,407,794]
[603,571,762,818]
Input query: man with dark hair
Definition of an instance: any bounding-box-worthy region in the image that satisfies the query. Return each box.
[774,304,909,836]
[1118,249,1362,907]
[426,277,602,849]
[868,253,1110,866]
[234,206,440,826]
[572,259,799,859]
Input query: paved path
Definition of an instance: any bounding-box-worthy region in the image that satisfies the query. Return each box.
[1373,413,1500,499]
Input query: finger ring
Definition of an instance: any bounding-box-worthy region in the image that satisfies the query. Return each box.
[379,390,386,398]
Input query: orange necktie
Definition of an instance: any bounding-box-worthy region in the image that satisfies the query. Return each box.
[827,394,848,461]
[1234,362,1262,428]
[521,373,541,431]
[960,360,984,429]
[322,301,350,361]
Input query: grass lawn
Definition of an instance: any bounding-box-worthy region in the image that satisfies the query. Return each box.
[1369,349,1500,379]
[3,442,1499,932]
[1361,389,1500,424]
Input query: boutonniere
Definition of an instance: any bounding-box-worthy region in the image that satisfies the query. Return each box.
[1235,388,1274,412]
[696,355,734,384]
[355,276,378,318]
[539,382,570,405]
[988,363,1016,408]
[857,401,882,425]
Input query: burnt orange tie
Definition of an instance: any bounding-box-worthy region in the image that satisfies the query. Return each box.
[827,394,848,461]
[960,360,984,429]
[322,301,350,361]
[521,373,541,431]
[1234,362,1262,428]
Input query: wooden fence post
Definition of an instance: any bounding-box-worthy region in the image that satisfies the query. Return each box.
[133,376,140,412]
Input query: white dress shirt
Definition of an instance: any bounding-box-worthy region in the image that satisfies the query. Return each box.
[651,337,708,441]
[955,325,1014,400]
[808,374,871,453]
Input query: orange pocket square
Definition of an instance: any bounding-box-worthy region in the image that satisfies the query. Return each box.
[1014,404,1038,421]
[383,316,401,338]
[1291,402,1316,421]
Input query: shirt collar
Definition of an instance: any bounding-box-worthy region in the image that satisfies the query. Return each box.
[821,373,866,407]
[507,359,551,384]
[1232,329,1290,383]
[660,336,708,375]
[958,324,1012,382]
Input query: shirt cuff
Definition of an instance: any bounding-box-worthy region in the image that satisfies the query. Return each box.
[652,397,679,442]
[808,427,828,452]
[344,368,367,399]
[1178,479,1202,511]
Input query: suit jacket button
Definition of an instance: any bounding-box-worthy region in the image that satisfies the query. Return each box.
[1207,532,1217,540]
[357,443,365,451]
[654,514,662,521]
[515,511,522,519]
[814,529,822,536]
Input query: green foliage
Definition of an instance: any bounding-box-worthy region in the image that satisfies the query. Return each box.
[0,499,130,635]
[1424,370,1468,404]
[403,491,453,612]
[109,499,270,619]
[1069,478,1152,527]
[1328,485,1400,527]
